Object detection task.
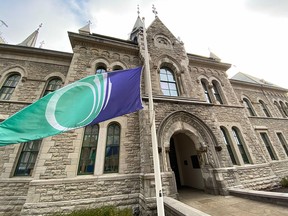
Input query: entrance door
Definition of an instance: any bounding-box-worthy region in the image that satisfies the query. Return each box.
[169,133,204,190]
[169,137,181,188]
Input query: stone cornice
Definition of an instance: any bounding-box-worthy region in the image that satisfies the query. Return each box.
[68,32,139,54]
[230,79,288,92]
[187,53,231,70]
[0,44,72,60]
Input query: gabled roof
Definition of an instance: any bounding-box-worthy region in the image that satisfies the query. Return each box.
[231,72,282,89]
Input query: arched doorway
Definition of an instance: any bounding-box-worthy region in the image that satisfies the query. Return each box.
[169,133,204,190]
[158,111,221,195]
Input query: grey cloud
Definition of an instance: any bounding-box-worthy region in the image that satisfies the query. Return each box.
[245,0,288,17]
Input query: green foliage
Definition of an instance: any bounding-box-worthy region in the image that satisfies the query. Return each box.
[280,176,288,187]
[51,206,133,216]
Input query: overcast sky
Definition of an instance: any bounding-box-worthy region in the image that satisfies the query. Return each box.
[1,0,288,89]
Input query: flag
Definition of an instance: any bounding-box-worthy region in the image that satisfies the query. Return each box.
[0,67,143,146]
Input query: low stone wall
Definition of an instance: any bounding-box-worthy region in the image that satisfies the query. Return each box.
[0,196,26,216]
[20,174,140,215]
[236,164,279,190]
[0,180,31,216]
[21,194,139,216]
[164,197,210,216]
[270,160,288,179]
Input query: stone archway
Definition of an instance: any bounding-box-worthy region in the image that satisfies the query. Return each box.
[158,111,222,195]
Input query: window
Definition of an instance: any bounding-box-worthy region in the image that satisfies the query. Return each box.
[260,133,276,160]
[280,101,288,117]
[274,101,285,117]
[43,78,62,96]
[96,66,106,74]
[201,80,212,103]
[104,123,120,173]
[220,127,237,165]
[14,140,41,176]
[112,65,123,71]
[160,67,178,96]
[212,81,223,104]
[243,98,256,116]
[0,74,21,100]
[232,127,250,164]
[259,100,271,117]
[277,133,288,156]
[78,124,99,175]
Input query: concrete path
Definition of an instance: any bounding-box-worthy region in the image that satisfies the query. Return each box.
[178,188,288,216]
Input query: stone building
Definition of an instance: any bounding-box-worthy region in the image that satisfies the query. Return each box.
[0,14,288,216]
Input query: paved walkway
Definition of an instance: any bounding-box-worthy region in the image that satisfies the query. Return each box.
[178,188,288,216]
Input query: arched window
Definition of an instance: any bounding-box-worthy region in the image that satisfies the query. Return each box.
[201,80,212,103]
[0,73,21,100]
[78,124,99,175]
[96,65,107,74]
[14,139,42,176]
[232,127,250,164]
[280,101,288,117]
[274,101,285,117]
[211,81,223,104]
[260,133,276,160]
[220,127,237,165]
[104,123,120,173]
[243,98,256,116]
[160,67,178,96]
[259,100,271,117]
[43,78,62,96]
[112,65,123,71]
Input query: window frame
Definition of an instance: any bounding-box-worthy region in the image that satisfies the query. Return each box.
[211,80,223,104]
[104,122,121,173]
[78,124,99,175]
[259,100,271,117]
[159,67,179,97]
[14,140,42,176]
[201,80,212,103]
[276,132,288,157]
[43,77,62,97]
[260,132,277,160]
[243,98,256,116]
[220,127,238,165]
[232,127,250,164]
[0,73,21,100]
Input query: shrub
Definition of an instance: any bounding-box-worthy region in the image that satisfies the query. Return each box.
[280,176,288,188]
[51,206,133,216]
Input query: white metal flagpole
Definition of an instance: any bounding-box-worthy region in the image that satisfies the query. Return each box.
[142,17,165,215]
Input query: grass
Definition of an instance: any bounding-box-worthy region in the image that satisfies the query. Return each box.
[51,206,133,216]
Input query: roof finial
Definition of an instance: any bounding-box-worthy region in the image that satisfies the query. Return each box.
[39,40,45,48]
[0,20,8,28]
[87,20,92,25]
[152,4,158,18]
[37,23,43,31]
[137,5,140,16]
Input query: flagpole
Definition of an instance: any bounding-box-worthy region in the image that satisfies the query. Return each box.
[142,17,165,215]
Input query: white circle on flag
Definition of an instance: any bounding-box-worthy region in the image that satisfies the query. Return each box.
[45,82,96,131]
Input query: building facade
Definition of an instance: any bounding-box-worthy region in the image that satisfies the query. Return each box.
[0,16,288,215]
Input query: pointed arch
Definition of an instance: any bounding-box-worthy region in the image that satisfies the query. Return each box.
[158,111,221,170]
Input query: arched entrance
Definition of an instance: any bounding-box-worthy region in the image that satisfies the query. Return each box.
[169,133,204,190]
[158,111,222,195]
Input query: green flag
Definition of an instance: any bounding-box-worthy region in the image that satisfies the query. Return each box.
[0,67,143,146]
